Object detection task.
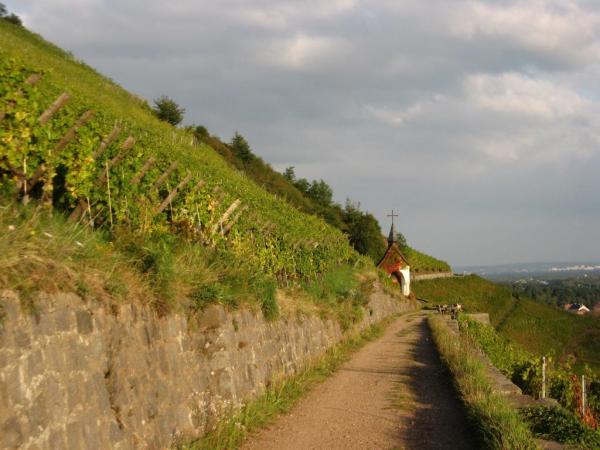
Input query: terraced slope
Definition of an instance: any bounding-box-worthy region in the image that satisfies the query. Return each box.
[413,275,600,371]
[0,20,358,285]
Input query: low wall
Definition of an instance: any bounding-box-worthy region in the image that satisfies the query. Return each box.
[0,284,414,450]
[413,272,454,281]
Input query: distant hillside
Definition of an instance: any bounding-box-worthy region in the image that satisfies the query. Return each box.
[413,275,600,371]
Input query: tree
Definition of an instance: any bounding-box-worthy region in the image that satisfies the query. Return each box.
[193,125,209,140]
[0,3,22,26]
[395,231,408,252]
[185,124,210,143]
[230,132,254,164]
[342,200,387,263]
[4,13,21,25]
[283,166,296,183]
[152,95,185,126]
[306,179,333,207]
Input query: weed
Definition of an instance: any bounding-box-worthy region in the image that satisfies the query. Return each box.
[428,315,538,449]
[75,278,90,300]
[521,406,600,449]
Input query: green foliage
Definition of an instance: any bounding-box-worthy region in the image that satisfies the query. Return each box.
[0,195,147,311]
[395,231,408,252]
[428,315,538,449]
[3,13,21,26]
[342,200,387,264]
[459,314,600,431]
[306,179,333,207]
[152,95,185,126]
[301,265,372,330]
[521,406,600,449]
[404,246,451,273]
[413,275,600,373]
[0,3,22,27]
[512,277,600,310]
[257,278,278,320]
[0,25,359,288]
[230,132,254,164]
[185,124,209,143]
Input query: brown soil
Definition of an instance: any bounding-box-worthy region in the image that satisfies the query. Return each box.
[241,312,477,450]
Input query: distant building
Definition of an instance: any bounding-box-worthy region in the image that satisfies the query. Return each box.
[564,303,590,315]
[377,222,411,296]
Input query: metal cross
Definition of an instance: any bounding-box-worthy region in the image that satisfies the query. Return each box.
[387,210,398,226]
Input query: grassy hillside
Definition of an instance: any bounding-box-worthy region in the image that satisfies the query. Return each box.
[194,128,450,272]
[413,275,600,371]
[198,133,317,216]
[404,246,451,273]
[0,20,387,324]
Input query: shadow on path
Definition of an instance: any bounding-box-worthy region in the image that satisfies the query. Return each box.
[390,317,478,450]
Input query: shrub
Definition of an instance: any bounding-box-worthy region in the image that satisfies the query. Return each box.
[521,406,600,449]
[152,95,185,126]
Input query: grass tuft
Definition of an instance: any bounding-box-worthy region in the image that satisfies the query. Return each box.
[428,315,539,449]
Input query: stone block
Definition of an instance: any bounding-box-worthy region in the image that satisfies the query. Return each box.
[54,308,74,332]
[14,328,32,350]
[196,305,226,331]
[109,421,124,445]
[0,417,23,449]
[3,366,25,405]
[158,347,169,375]
[49,428,67,449]
[76,311,94,335]
[27,349,44,379]
[66,420,84,450]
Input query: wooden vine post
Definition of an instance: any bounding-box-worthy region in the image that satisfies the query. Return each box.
[69,135,135,222]
[155,172,192,213]
[38,93,70,125]
[130,157,157,185]
[40,109,95,206]
[152,161,178,189]
[213,199,241,234]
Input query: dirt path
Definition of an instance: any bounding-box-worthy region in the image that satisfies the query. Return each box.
[241,312,476,450]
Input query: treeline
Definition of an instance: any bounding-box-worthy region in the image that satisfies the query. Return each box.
[183,124,387,263]
[152,96,451,269]
[511,278,600,310]
[0,3,23,27]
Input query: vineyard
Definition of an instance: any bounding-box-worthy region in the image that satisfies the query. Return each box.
[459,315,600,447]
[0,21,371,320]
[413,275,600,371]
[404,246,451,273]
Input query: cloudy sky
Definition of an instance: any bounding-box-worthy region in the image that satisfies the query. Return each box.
[7,0,600,266]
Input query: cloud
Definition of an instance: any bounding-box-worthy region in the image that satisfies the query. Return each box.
[466,72,587,120]
[262,34,348,70]
[8,0,600,265]
[364,95,446,126]
[450,0,600,66]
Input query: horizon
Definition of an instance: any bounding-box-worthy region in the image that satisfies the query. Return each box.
[454,260,600,270]
[7,0,600,267]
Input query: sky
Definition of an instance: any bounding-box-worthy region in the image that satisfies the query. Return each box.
[6,0,600,266]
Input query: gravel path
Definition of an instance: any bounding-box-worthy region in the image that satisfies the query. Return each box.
[241,312,476,450]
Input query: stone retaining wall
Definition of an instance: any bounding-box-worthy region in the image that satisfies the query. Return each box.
[412,272,454,281]
[0,285,413,449]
